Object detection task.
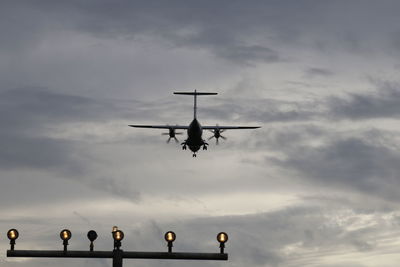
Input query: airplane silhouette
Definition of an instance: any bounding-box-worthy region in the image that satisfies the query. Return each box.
[129,90,260,157]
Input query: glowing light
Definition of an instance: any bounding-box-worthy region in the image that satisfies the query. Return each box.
[60,229,71,241]
[7,229,19,240]
[113,230,124,241]
[217,232,228,243]
[164,231,176,242]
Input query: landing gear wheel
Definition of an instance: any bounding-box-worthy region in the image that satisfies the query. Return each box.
[182,145,187,150]
[193,153,197,157]
[203,145,207,150]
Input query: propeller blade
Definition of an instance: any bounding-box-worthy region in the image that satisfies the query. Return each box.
[174,137,179,143]
[175,132,183,135]
[167,137,171,143]
[216,138,219,145]
[220,135,227,140]
[208,136,215,140]
[162,133,169,135]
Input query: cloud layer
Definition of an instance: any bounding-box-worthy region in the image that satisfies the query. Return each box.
[2,1,400,267]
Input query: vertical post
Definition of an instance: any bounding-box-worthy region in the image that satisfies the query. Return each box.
[220,242,225,254]
[113,249,123,267]
[63,240,68,253]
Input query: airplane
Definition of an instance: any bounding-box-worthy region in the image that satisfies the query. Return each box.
[129,90,260,157]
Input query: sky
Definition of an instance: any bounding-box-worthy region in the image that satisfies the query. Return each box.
[1,1,400,266]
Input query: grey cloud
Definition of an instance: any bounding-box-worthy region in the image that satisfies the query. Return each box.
[214,45,281,65]
[27,1,400,57]
[0,86,170,134]
[201,98,319,124]
[328,82,400,120]
[5,0,387,66]
[0,88,106,171]
[0,88,100,130]
[0,133,82,172]
[161,205,396,266]
[90,176,141,202]
[2,195,398,267]
[250,124,326,151]
[3,1,400,77]
[270,136,400,200]
[305,67,334,78]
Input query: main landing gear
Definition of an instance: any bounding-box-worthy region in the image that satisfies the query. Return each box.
[181,142,187,150]
[202,142,208,150]
[192,153,197,157]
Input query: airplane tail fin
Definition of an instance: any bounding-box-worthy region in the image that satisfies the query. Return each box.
[174,90,217,119]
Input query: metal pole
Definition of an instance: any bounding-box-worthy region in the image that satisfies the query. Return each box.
[113,250,123,267]
[7,250,227,260]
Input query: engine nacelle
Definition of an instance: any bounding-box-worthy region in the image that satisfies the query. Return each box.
[213,129,221,139]
[168,128,176,137]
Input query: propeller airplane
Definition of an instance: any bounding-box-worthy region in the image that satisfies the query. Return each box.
[129,90,260,157]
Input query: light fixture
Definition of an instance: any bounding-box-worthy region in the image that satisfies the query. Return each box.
[113,230,124,241]
[60,229,72,252]
[216,232,228,254]
[7,229,19,250]
[87,230,98,251]
[164,231,176,252]
[112,229,124,250]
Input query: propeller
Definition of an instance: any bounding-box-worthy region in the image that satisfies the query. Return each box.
[162,128,183,143]
[208,127,227,145]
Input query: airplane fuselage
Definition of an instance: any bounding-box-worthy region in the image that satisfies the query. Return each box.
[185,118,204,153]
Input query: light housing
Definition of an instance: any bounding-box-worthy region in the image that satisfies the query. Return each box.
[60,229,72,241]
[87,230,98,251]
[7,229,19,250]
[7,229,19,241]
[164,231,176,253]
[87,230,98,242]
[113,230,124,241]
[217,232,228,243]
[60,229,72,252]
[217,232,228,254]
[164,231,176,242]
[112,229,124,251]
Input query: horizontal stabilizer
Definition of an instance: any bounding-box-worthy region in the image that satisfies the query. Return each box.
[174,91,217,95]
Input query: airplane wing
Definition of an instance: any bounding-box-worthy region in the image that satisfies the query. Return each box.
[202,126,261,130]
[129,125,189,129]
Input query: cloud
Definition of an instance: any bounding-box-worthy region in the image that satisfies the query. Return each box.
[0,133,81,172]
[200,97,319,124]
[270,135,400,201]
[328,82,400,120]
[0,88,110,171]
[305,67,335,78]
[2,2,400,266]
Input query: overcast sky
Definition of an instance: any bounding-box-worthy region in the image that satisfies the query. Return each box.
[2,1,400,266]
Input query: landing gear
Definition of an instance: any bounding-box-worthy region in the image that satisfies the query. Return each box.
[181,142,187,150]
[202,141,208,150]
[192,153,197,157]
